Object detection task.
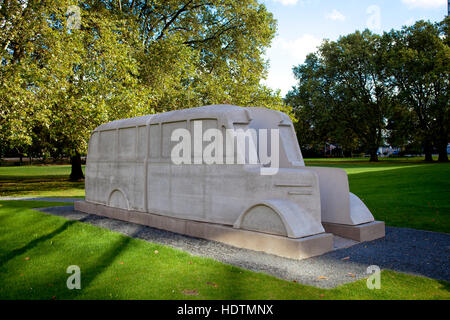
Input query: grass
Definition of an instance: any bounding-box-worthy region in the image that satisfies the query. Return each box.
[0,165,85,198]
[0,200,448,300]
[305,158,450,233]
[0,159,448,299]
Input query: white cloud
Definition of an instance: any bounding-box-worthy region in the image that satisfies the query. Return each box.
[262,72,297,96]
[325,9,346,21]
[270,0,318,7]
[271,34,322,61]
[401,0,446,9]
[366,5,382,30]
[271,0,299,5]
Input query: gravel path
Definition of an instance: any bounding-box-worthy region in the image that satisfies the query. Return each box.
[35,204,450,288]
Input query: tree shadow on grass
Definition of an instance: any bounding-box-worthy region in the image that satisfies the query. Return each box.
[220,266,247,300]
[0,220,76,268]
[0,219,134,299]
[438,280,450,293]
[0,178,84,197]
[70,235,133,299]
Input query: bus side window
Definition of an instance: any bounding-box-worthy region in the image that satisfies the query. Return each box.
[149,124,160,159]
[279,126,302,164]
[99,130,116,160]
[161,121,187,159]
[118,127,136,161]
[88,132,99,160]
[190,119,218,162]
[233,124,259,165]
[137,126,147,160]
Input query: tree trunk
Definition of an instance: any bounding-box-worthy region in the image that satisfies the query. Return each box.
[437,143,448,162]
[369,149,378,162]
[423,141,433,162]
[69,152,84,181]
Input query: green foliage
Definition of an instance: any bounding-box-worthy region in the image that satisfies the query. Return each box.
[1,0,151,157]
[0,0,287,159]
[384,17,449,161]
[287,30,392,160]
[287,18,449,162]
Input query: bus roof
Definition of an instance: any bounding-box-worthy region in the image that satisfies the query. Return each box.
[94,105,289,132]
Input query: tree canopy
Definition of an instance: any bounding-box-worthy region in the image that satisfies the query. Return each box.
[0,0,288,178]
[384,17,449,162]
[286,17,449,162]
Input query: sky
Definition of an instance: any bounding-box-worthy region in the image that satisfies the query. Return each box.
[261,0,449,96]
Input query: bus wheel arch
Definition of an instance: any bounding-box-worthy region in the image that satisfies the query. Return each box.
[233,199,325,239]
[108,189,129,210]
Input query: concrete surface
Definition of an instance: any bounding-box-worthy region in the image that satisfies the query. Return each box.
[75,200,334,260]
[322,221,386,242]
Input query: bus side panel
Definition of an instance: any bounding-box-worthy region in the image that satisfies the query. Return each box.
[85,160,98,203]
[85,132,99,203]
[204,165,251,225]
[147,163,171,214]
[115,161,134,209]
[131,161,145,211]
[95,130,116,204]
[131,126,148,212]
[96,160,114,205]
[170,164,205,221]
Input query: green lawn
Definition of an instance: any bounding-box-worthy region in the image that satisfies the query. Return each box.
[0,200,448,300]
[0,159,448,299]
[0,165,85,198]
[305,159,450,233]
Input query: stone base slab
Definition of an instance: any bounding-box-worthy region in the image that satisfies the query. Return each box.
[74,201,334,260]
[322,221,385,242]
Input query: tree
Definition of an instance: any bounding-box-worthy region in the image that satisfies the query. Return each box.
[1,0,152,179]
[286,54,345,155]
[385,18,449,162]
[1,0,288,179]
[287,30,392,161]
[288,18,449,162]
[124,0,288,113]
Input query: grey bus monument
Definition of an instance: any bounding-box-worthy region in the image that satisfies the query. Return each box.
[75,105,385,259]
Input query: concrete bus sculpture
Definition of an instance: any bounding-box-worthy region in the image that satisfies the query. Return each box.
[75,105,384,259]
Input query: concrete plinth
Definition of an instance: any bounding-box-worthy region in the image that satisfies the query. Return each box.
[322,221,385,242]
[74,200,334,260]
